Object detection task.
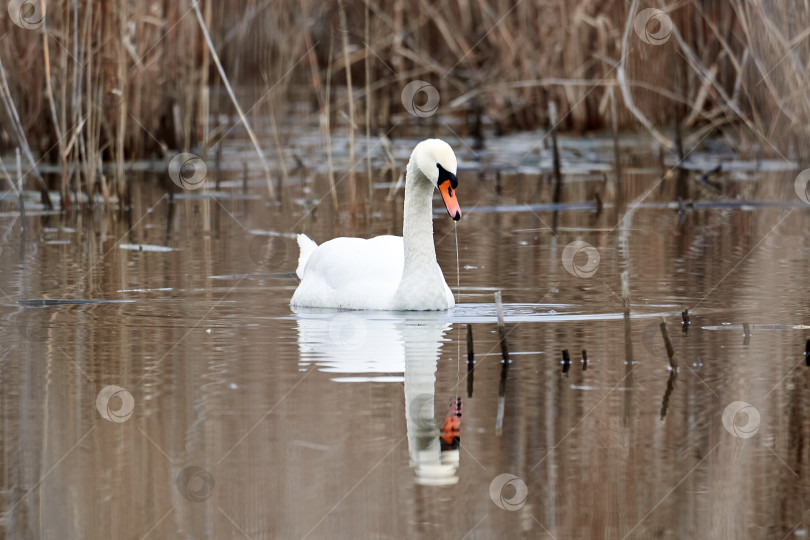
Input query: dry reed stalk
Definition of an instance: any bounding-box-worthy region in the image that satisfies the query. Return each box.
[114,3,127,207]
[39,0,70,208]
[339,1,357,216]
[1,0,808,202]
[323,34,339,212]
[191,0,275,200]
[267,98,288,199]
[0,55,52,207]
[494,291,509,363]
[619,0,674,150]
[364,2,373,216]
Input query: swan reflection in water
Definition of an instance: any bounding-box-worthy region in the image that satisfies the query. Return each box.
[293,308,461,485]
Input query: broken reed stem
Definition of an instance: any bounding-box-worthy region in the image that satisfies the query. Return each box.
[190,0,275,200]
[466,324,475,398]
[659,320,677,370]
[561,349,571,377]
[805,339,809,366]
[660,369,678,421]
[494,291,510,362]
[622,269,633,365]
[466,324,474,364]
[621,270,631,311]
[496,355,509,436]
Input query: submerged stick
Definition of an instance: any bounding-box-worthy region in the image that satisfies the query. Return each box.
[660,369,678,421]
[659,321,677,370]
[805,339,809,366]
[697,164,723,191]
[466,324,475,363]
[561,349,570,377]
[496,356,509,436]
[494,291,510,362]
[622,270,633,366]
[621,270,631,311]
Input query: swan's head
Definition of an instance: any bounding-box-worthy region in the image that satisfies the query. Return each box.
[413,139,462,221]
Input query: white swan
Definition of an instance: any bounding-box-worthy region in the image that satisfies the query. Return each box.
[291,139,462,310]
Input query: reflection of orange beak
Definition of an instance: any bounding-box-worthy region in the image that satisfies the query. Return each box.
[439,180,462,221]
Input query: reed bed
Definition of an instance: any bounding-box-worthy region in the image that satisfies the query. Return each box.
[0,0,808,209]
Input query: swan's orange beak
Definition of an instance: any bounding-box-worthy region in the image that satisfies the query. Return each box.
[439,179,462,221]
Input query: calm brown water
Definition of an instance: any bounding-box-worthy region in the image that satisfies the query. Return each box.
[1,143,809,539]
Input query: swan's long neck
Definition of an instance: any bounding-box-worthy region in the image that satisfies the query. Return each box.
[402,158,437,267]
[390,156,452,310]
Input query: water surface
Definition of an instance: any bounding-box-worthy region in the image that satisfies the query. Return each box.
[1,139,809,539]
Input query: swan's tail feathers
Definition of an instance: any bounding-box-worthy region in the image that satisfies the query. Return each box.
[295,234,318,279]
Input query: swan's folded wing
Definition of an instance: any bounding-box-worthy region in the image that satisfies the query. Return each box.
[291,235,405,309]
[295,234,319,279]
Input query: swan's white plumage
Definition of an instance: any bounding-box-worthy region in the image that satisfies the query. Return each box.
[295,234,318,279]
[292,235,404,310]
[291,139,458,311]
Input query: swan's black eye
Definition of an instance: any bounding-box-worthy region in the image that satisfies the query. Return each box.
[437,163,458,188]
